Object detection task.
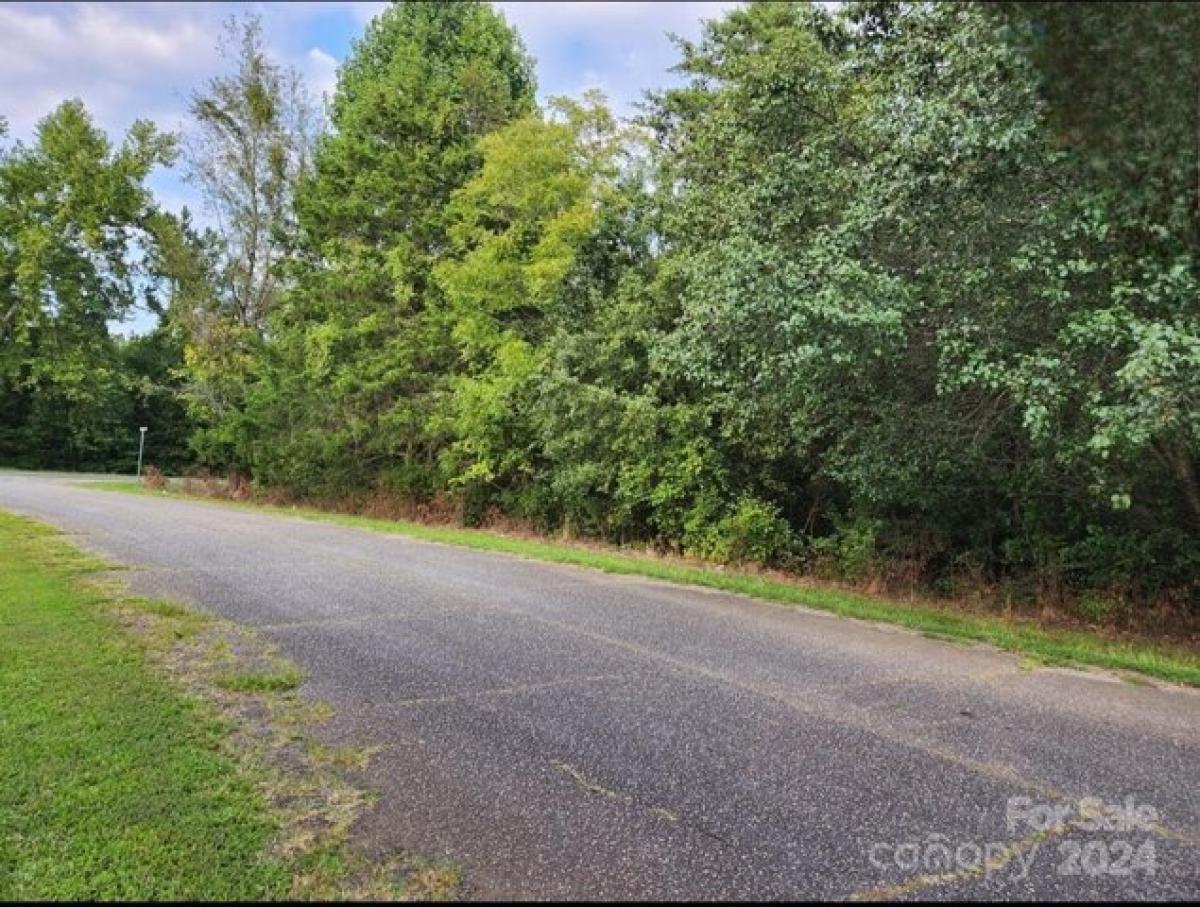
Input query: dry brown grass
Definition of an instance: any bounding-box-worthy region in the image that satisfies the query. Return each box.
[140,464,166,490]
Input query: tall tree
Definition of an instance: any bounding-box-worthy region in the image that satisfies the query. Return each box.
[178,15,320,467]
[184,15,319,332]
[250,0,536,494]
[0,101,176,470]
[431,91,625,516]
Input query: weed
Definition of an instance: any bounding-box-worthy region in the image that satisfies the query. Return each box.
[214,668,306,693]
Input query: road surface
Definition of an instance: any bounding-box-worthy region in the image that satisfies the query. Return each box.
[2,472,1197,900]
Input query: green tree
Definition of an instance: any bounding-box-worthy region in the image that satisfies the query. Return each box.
[120,324,194,472]
[432,91,623,516]
[250,0,536,494]
[0,101,176,470]
[179,15,320,468]
[989,1,1200,536]
[647,1,892,554]
[648,0,1199,594]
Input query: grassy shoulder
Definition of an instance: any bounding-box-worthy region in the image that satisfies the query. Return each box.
[91,479,1200,687]
[0,508,458,900]
[0,510,291,900]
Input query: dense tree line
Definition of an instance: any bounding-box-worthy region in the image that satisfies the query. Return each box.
[0,102,192,471]
[2,2,1197,608]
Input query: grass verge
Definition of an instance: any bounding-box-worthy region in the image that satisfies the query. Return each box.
[0,510,290,899]
[0,508,459,900]
[90,479,1200,687]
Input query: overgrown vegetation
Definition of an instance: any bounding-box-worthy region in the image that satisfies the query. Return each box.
[0,508,459,900]
[2,2,1197,616]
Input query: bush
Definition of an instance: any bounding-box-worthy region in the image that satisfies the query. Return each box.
[688,497,797,566]
[1076,592,1120,624]
[810,514,883,582]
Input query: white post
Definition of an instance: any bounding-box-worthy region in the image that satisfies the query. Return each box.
[136,426,147,478]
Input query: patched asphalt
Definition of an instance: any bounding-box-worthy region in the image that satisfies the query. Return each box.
[2,472,1197,900]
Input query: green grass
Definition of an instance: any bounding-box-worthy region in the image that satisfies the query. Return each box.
[214,668,305,693]
[93,480,1200,687]
[0,510,292,900]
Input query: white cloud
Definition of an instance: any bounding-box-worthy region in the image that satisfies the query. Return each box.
[0,1,742,336]
[260,1,384,27]
[495,1,740,117]
[305,46,339,104]
[495,0,734,41]
[0,3,221,137]
[0,1,364,141]
[0,1,742,138]
[0,1,741,213]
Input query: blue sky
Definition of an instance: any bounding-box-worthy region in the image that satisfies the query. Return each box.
[0,2,735,222]
[1,1,736,333]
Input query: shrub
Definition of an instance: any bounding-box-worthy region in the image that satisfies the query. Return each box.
[810,514,883,582]
[688,497,797,566]
[1076,592,1120,624]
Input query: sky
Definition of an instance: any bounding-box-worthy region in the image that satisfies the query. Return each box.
[0,1,736,225]
[0,1,736,333]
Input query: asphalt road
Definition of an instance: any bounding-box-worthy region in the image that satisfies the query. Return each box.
[2,472,1198,900]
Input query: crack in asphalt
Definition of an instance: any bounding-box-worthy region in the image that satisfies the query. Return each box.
[550,759,736,848]
[430,595,1200,850]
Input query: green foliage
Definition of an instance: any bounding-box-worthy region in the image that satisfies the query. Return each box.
[433,91,625,513]
[7,1,1198,605]
[185,15,318,331]
[0,102,182,472]
[119,324,194,472]
[809,515,883,583]
[171,17,320,472]
[637,0,1199,599]
[1076,592,1118,625]
[246,0,537,495]
[688,497,797,566]
[213,668,304,693]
